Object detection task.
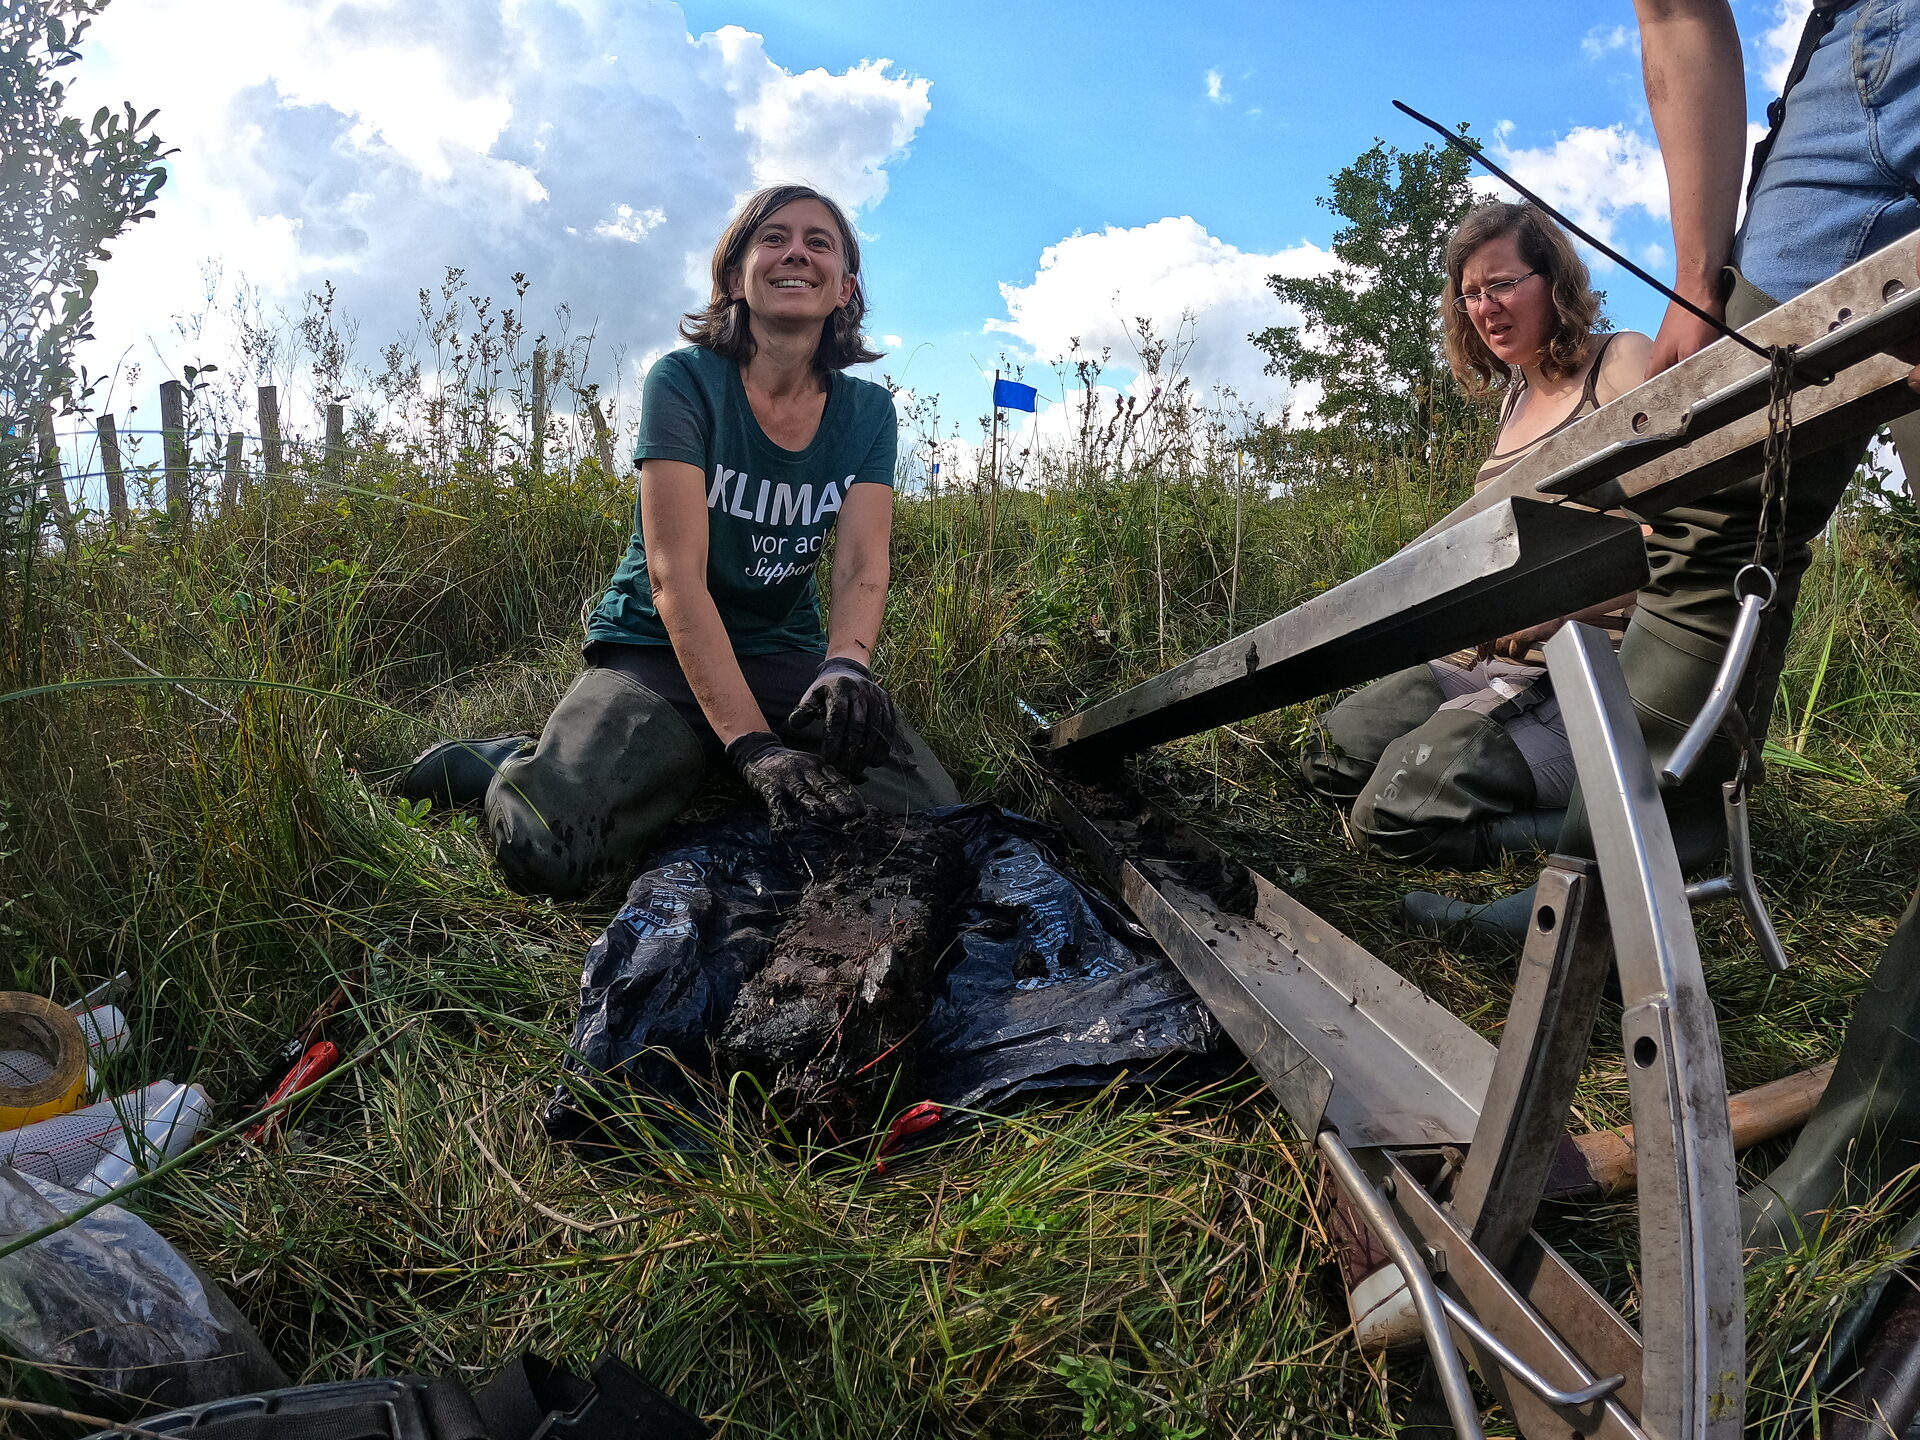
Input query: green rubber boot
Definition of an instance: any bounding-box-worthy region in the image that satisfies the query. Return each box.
[399,733,536,812]
[1744,875,1920,1253]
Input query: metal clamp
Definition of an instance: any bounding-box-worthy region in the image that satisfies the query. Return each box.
[1316,1131,1487,1440]
[1680,755,1792,971]
[1659,566,1774,788]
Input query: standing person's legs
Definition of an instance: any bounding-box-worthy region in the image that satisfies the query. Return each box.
[1745,873,1920,1251]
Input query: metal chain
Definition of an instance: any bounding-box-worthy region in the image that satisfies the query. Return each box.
[1751,343,1797,596]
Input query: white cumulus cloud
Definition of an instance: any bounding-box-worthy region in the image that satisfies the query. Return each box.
[66,0,930,419]
[1581,23,1637,60]
[985,216,1333,421]
[1489,125,1670,247]
[1757,0,1814,94]
[1204,68,1229,104]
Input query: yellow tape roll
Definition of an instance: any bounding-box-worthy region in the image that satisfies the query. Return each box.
[0,992,88,1130]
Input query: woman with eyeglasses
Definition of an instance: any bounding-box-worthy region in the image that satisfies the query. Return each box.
[1300,200,1650,870]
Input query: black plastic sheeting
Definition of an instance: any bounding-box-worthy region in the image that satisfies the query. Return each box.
[543,804,1220,1152]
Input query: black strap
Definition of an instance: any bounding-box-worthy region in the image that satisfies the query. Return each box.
[1747,0,1861,201]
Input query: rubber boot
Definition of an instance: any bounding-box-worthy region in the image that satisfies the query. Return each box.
[1483,808,1565,859]
[398,733,536,812]
[1744,875,1920,1253]
[1398,883,1541,951]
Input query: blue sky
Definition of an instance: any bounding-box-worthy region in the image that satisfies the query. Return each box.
[678,0,1681,405]
[68,0,1809,459]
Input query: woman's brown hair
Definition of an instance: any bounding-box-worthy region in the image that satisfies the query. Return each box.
[680,184,881,370]
[1441,200,1602,394]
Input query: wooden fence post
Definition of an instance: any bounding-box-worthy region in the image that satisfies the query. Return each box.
[586,394,617,476]
[257,386,283,479]
[324,403,345,485]
[529,344,548,482]
[159,379,191,533]
[33,411,77,548]
[96,414,128,527]
[222,431,244,512]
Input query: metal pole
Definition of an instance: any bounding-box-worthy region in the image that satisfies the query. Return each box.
[1317,1131,1487,1440]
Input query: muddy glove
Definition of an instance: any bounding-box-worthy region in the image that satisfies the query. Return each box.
[786,657,898,780]
[726,730,865,831]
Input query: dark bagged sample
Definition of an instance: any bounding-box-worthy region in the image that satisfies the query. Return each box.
[718,815,971,1138]
[545,804,1220,1153]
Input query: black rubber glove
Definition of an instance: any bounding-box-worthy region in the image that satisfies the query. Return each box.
[786,656,898,780]
[726,730,865,831]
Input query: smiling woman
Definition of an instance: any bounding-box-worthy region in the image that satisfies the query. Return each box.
[404,184,959,900]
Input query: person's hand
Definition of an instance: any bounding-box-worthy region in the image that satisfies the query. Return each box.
[1491,621,1563,661]
[726,731,865,831]
[1646,297,1726,378]
[787,657,897,779]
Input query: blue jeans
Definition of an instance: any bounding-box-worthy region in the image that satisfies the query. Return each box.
[1735,0,1920,304]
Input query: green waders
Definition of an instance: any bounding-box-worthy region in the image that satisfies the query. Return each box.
[1744,873,1920,1250]
[1302,664,1567,869]
[485,666,960,900]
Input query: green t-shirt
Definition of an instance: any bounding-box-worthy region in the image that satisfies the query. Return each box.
[586,345,898,657]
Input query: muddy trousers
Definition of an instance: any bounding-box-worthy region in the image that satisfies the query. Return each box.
[1301,663,1569,869]
[484,665,960,900]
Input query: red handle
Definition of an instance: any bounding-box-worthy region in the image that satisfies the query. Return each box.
[242,1041,341,1144]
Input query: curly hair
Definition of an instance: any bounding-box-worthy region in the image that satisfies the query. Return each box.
[1441,201,1602,395]
[679,184,881,371]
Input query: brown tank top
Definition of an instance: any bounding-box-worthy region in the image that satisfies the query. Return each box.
[1443,334,1631,667]
[1474,332,1621,488]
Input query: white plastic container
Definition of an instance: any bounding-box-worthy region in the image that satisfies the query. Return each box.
[74,1082,212,1196]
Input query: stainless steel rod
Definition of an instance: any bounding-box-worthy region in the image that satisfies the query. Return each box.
[1659,586,1767,787]
[1316,1131,1486,1440]
[1437,1291,1627,1408]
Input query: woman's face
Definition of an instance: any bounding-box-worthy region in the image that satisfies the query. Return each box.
[728,197,857,328]
[1460,231,1552,369]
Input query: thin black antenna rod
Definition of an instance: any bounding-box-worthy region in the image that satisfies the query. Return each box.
[1393,99,1771,362]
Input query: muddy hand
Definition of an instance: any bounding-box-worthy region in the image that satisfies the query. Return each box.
[727,731,865,831]
[787,656,897,780]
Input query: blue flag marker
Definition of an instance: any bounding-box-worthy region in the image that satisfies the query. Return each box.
[992,377,1038,412]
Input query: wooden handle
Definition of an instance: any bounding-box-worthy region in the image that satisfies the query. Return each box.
[1551,1062,1835,1199]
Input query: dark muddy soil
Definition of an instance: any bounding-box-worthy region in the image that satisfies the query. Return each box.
[717,813,972,1139]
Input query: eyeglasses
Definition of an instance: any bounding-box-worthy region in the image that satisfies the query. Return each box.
[1453,272,1539,312]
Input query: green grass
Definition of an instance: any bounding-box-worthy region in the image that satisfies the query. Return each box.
[3,410,1919,1435]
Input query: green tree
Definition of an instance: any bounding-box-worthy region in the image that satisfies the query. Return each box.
[1250,135,1478,457]
[2,0,168,677]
